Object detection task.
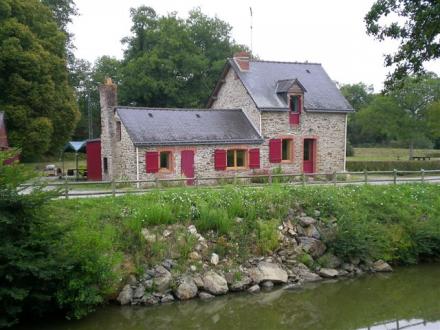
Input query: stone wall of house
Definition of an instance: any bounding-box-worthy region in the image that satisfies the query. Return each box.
[114,114,137,180]
[259,111,347,173]
[211,68,261,134]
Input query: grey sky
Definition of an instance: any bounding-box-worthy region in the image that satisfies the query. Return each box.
[70,0,439,91]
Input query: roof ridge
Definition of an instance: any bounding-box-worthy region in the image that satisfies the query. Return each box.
[250,59,322,65]
[116,106,241,112]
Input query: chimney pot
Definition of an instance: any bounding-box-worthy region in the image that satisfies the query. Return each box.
[233,51,250,71]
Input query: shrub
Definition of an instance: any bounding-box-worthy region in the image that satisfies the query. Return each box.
[346,160,440,172]
[256,219,279,254]
[298,253,314,269]
[346,141,355,157]
[195,203,233,235]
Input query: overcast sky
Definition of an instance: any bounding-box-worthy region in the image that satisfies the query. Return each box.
[70,0,439,92]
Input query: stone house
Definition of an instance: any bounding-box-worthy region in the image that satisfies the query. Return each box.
[99,52,353,183]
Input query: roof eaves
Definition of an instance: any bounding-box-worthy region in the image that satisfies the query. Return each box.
[306,108,354,113]
[133,138,264,147]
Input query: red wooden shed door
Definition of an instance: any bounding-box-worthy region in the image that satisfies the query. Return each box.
[303,139,316,174]
[181,150,195,185]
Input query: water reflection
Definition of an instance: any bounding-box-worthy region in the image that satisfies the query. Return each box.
[16,264,440,330]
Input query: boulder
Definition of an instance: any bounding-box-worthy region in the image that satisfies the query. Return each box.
[175,276,198,300]
[298,216,317,227]
[291,263,322,283]
[154,266,172,293]
[133,285,145,299]
[297,224,320,239]
[142,294,159,305]
[188,225,198,235]
[229,275,252,292]
[199,292,215,300]
[160,294,175,303]
[249,262,288,284]
[202,271,228,295]
[318,253,342,269]
[247,284,260,293]
[318,268,339,278]
[372,260,393,272]
[261,280,274,289]
[210,253,219,265]
[299,237,326,258]
[117,284,133,305]
[193,275,204,288]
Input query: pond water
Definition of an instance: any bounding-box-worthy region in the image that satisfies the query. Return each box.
[19,264,440,330]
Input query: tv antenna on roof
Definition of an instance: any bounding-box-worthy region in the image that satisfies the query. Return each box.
[250,6,253,57]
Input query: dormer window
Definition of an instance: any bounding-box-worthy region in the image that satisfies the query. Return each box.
[289,95,300,113]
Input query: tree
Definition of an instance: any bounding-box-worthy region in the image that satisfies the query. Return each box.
[119,6,248,108]
[0,0,79,160]
[340,83,375,145]
[365,0,440,89]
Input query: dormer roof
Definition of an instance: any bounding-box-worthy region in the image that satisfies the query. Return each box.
[275,79,307,94]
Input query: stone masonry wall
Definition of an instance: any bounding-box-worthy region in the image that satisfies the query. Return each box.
[260,111,347,173]
[211,68,261,134]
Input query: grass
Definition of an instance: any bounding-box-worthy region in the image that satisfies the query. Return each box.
[348,147,439,161]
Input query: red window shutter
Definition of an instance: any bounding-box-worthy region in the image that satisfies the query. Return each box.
[249,148,260,169]
[298,96,302,113]
[289,113,300,125]
[145,151,159,173]
[269,139,282,163]
[214,149,227,170]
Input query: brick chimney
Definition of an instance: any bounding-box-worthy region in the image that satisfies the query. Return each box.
[233,51,250,71]
[99,78,118,180]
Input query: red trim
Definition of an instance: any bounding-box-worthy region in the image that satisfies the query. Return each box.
[302,137,318,173]
[289,113,300,125]
[214,149,227,170]
[146,151,159,173]
[249,148,260,169]
[269,139,282,163]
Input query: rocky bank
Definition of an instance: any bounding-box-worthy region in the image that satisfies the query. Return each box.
[117,210,393,306]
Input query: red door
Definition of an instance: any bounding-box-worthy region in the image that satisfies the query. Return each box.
[181,150,195,185]
[86,140,102,181]
[303,139,315,174]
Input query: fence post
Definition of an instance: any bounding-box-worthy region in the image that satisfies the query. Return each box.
[194,175,198,187]
[302,173,306,186]
[111,179,116,197]
[268,173,272,185]
[64,178,69,199]
[233,173,237,186]
[393,169,397,184]
[421,169,425,183]
[364,169,368,184]
[332,171,337,185]
[155,177,159,189]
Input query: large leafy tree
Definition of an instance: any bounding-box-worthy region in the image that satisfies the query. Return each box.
[0,0,79,160]
[119,6,248,107]
[365,0,440,89]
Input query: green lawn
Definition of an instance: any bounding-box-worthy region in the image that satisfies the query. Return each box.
[22,154,87,174]
[348,147,439,161]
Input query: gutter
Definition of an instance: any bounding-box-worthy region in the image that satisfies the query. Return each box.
[133,138,264,148]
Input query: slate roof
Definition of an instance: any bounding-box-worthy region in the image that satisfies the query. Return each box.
[116,107,263,147]
[211,59,353,112]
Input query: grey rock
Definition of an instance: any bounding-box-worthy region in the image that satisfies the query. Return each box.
[338,269,349,277]
[133,285,145,299]
[193,275,204,288]
[342,263,355,272]
[189,251,201,260]
[291,263,322,282]
[154,266,172,293]
[349,256,361,265]
[318,253,342,269]
[249,262,288,284]
[297,224,320,239]
[142,294,159,305]
[299,237,326,258]
[372,260,393,272]
[298,216,317,227]
[162,259,176,271]
[202,271,228,295]
[160,293,175,303]
[127,274,137,286]
[199,292,215,300]
[247,284,261,293]
[117,284,133,305]
[229,275,252,292]
[261,280,274,289]
[210,253,219,265]
[144,279,153,290]
[141,228,156,243]
[314,210,321,218]
[175,276,198,300]
[318,268,339,278]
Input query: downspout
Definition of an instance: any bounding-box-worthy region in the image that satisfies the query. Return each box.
[343,114,347,172]
[136,147,140,188]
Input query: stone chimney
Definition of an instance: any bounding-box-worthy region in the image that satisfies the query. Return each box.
[99,78,118,181]
[233,51,250,71]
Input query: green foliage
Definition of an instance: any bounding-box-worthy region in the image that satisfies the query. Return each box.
[346,160,440,172]
[195,203,233,235]
[0,0,79,160]
[256,219,279,254]
[365,0,440,89]
[299,253,314,269]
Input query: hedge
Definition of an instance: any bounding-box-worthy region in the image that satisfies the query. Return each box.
[346,160,440,172]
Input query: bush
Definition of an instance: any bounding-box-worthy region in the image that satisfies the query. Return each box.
[346,141,355,157]
[256,219,279,254]
[346,160,440,171]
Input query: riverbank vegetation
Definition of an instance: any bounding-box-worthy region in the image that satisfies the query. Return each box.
[2,158,440,327]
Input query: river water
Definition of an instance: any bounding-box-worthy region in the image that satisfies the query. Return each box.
[20,264,440,330]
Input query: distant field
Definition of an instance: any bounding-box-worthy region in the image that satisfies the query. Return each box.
[348,148,439,161]
[23,155,86,174]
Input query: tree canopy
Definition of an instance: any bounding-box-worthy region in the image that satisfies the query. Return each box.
[0,0,79,160]
[365,0,440,89]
